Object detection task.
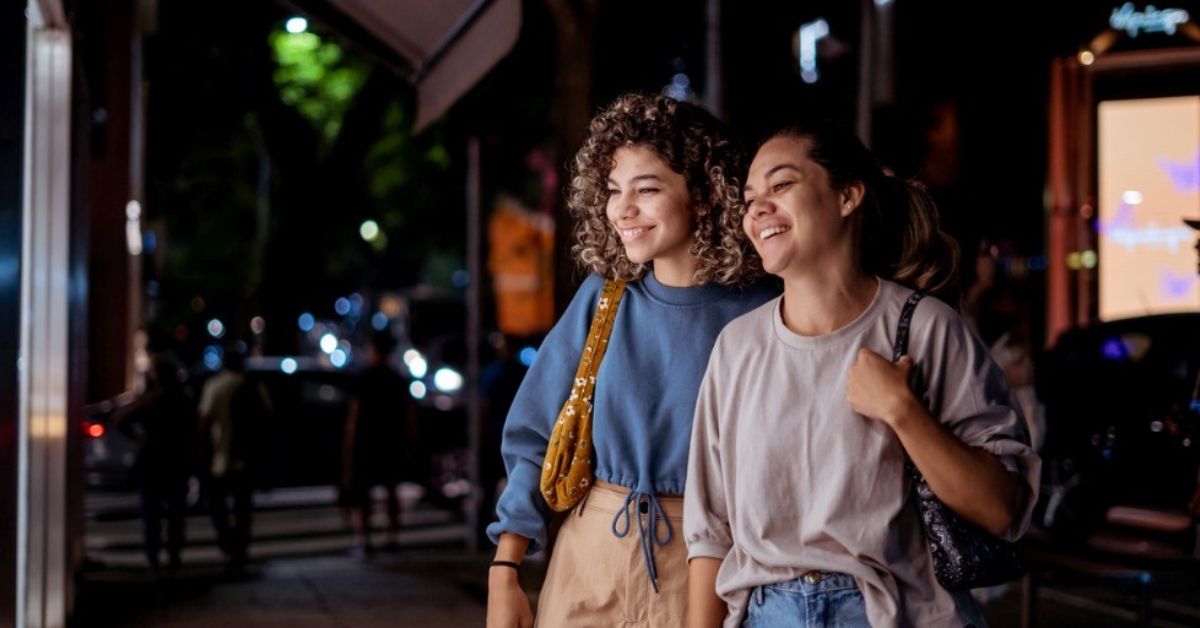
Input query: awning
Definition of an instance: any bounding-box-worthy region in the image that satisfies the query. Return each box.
[325,0,522,131]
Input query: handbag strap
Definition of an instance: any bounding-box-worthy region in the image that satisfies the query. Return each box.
[891,290,926,362]
[572,279,627,403]
[893,290,929,486]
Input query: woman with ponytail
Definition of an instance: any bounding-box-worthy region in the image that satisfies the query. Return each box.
[683,121,1039,627]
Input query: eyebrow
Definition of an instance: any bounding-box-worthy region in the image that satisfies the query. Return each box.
[607,173,664,186]
[744,164,801,194]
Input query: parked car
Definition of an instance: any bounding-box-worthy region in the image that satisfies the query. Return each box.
[1037,312,1200,560]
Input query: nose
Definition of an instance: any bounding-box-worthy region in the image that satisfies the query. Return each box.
[746,197,774,221]
[611,190,638,221]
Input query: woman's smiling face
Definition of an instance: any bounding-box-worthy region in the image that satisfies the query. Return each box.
[605,144,695,267]
[742,136,859,278]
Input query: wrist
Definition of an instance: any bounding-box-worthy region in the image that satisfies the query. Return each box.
[489,562,520,583]
[885,393,924,430]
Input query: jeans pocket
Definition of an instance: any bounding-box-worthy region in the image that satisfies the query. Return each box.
[742,586,804,628]
[825,586,871,628]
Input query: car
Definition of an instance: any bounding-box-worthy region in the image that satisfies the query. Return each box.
[1037,312,1200,557]
[83,395,142,491]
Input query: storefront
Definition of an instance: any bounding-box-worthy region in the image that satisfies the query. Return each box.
[1046,2,1200,342]
[2,1,520,624]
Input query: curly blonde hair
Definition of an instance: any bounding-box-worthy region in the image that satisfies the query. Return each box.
[568,93,761,285]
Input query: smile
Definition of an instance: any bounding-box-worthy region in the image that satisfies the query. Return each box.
[619,226,654,242]
[758,225,790,241]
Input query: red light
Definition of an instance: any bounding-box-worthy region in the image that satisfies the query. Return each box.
[86,423,105,438]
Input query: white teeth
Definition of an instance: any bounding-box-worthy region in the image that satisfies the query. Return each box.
[758,226,789,240]
[620,227,650,239]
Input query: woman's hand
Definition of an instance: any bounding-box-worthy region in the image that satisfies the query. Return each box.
[846,348,919,426]
[487,566,533,628]
[849,348,1021,536]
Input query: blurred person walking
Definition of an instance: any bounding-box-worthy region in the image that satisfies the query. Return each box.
[198,345,269,569]
[113,354,196,575]
[340,330,410,556]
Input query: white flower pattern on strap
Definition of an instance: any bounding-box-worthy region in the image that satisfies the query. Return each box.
[539,280,625,512]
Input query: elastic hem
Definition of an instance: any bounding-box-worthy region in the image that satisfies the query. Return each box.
[592,471,685,497]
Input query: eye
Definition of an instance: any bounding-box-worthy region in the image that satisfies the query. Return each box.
[637,187,660,195]
[771,181,793,193]
[606,188,620,197]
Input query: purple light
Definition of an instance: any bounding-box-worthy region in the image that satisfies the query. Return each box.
[1158,150,1200,195]
[1099,201,1135,237]
[1161,270,1199,299]
[1100,337,1128,361]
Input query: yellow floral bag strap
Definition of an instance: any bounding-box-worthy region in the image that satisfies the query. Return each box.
[540,278,627,512]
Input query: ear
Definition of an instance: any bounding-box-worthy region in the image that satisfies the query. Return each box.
[838,182,866,218]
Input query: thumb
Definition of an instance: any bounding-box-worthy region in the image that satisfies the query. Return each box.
[896,355,914,373]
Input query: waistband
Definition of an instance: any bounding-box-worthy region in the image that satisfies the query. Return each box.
[580,481,683,518]
[763,571,860,595]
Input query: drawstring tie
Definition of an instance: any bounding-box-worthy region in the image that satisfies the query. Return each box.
[611,490,673,593]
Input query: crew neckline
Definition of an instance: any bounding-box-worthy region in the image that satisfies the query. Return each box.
[771,278,887,349]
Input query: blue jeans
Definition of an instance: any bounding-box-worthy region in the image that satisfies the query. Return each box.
[741,571,870,628]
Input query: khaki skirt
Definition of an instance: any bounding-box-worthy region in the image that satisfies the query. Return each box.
[535,481,687,627]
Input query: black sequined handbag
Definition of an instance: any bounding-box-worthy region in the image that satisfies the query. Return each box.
[893,291,1024,591]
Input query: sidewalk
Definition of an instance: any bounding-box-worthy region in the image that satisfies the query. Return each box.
[75,551,503,627]
[74,549,1200,627]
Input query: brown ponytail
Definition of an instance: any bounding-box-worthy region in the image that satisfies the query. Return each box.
[867,175,960,299]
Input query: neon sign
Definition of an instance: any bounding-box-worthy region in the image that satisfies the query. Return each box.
[1109,3,1191,37]
[797,19,829,84]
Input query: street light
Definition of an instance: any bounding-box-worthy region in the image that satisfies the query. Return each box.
[286,17,309,34]
[360,219,380,242]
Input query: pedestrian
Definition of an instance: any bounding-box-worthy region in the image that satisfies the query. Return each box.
[486,93,776,628]
[685,120,1041,627]
[113,353,195,575]
[340,330,409,555]
[198,346,269,569]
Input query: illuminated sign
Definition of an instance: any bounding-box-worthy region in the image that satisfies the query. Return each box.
[797,19,829,84]
[1098,96,1200,320]
[1109,3,1190,37]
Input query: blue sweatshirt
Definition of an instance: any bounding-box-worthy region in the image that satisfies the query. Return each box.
[487,271,776,582]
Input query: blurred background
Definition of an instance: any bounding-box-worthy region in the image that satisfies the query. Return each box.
[3,0,1200,625]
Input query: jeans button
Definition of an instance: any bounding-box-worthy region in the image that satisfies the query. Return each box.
[802,571,821,585]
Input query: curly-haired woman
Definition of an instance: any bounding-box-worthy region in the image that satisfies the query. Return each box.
[486,93,776,628]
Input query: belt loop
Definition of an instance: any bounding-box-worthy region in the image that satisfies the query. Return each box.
[755,585,765,606]
[576,487,591,516]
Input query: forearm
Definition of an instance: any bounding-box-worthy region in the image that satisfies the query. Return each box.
[888,398,1020,536]
[687,557,726,628]
[494,532,531,563]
